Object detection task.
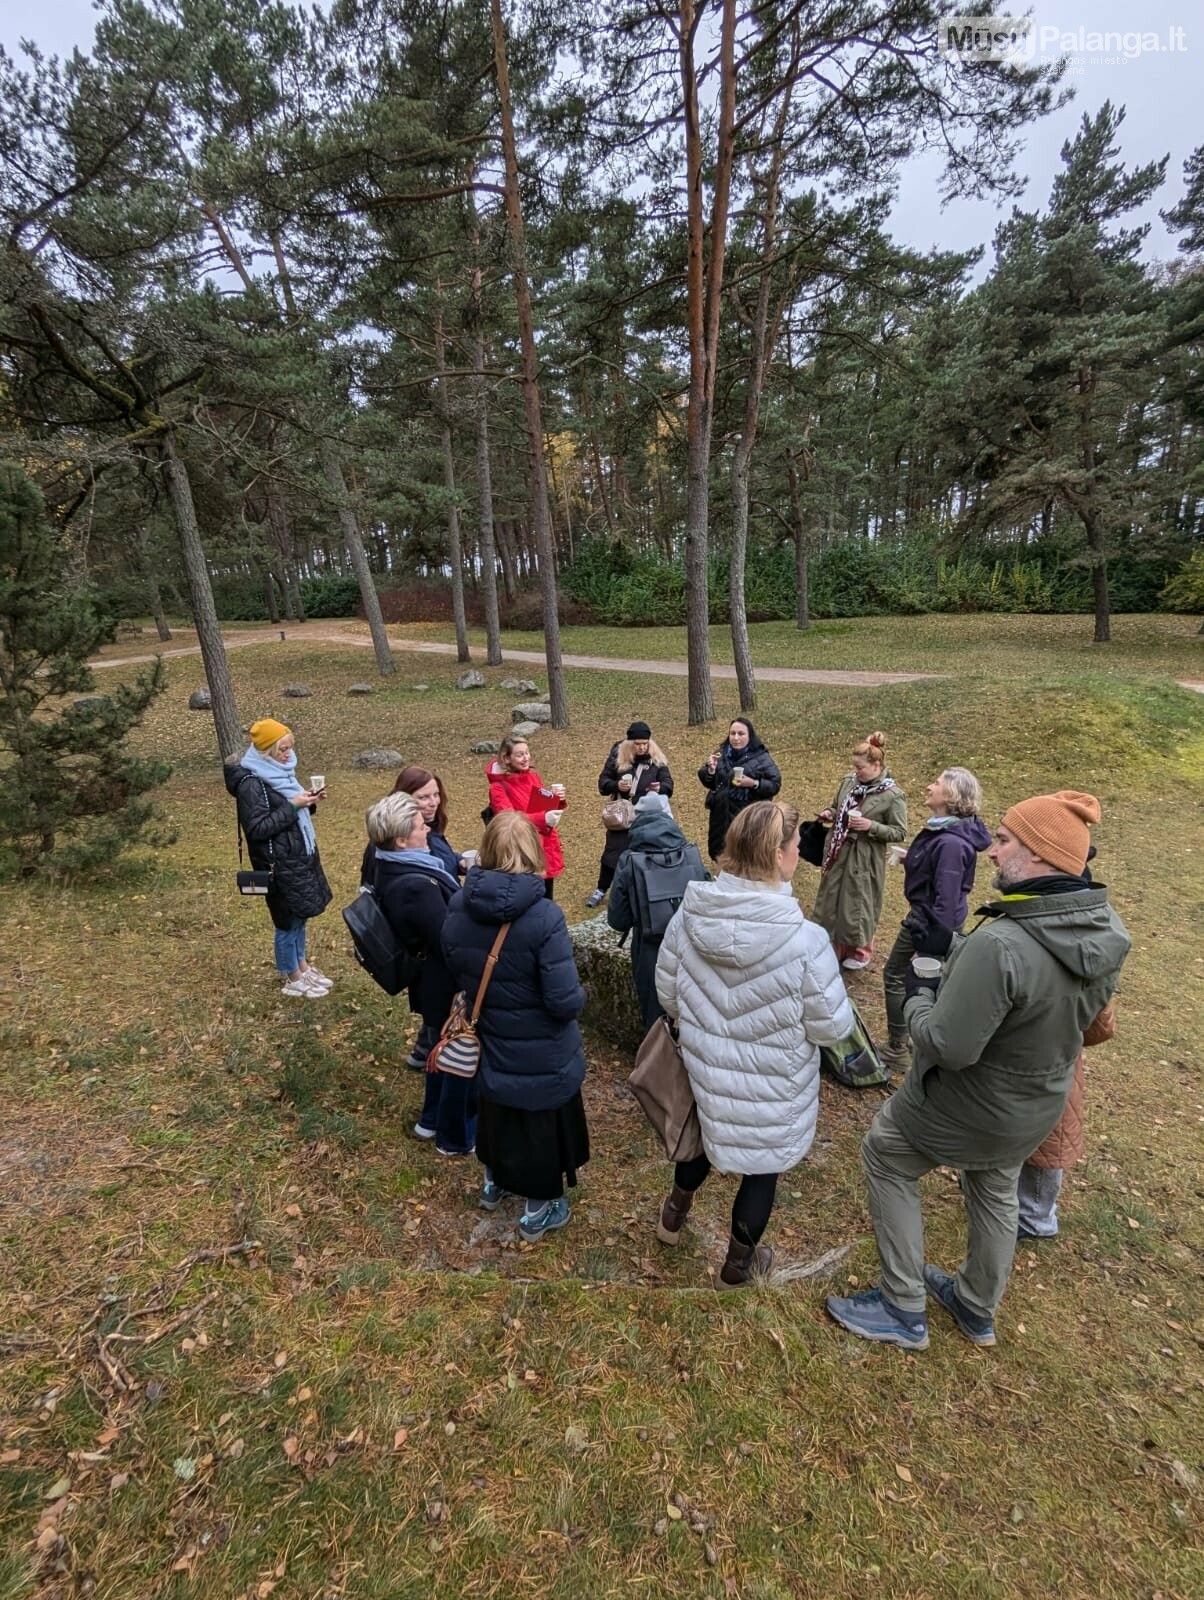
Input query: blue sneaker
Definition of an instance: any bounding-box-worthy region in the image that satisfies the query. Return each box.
[518,1196,570,1243]
[480,1179,511,1211]
[922,1266,996,1346]
[826,1287,930,1350]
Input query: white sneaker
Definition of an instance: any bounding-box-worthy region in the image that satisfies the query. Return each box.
[303,967,333,990]
[281,977,320,998]
[300,971,331,996]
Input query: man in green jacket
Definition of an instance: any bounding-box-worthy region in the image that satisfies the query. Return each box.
[827,791,1131,1350]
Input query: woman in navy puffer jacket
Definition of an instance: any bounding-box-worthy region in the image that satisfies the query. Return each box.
[441,811,589,1243]
[881,766,991,1070]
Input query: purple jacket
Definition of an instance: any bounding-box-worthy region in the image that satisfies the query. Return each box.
[903,816,992,941]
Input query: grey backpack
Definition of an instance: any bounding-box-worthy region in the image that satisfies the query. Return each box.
[628,844,708,940]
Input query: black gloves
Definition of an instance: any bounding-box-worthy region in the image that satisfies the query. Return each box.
[914,920,954,959]
[903,967,940,1003]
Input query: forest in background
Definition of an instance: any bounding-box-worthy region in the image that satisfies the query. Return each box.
[2,0,1201,741]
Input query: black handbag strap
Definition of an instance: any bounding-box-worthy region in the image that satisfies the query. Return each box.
[237,781,275,866]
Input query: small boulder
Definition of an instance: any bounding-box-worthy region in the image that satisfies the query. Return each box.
[569,915,644,1055]
[188,687,212,710]
[510,721,540,738]
[500,678,540,694]
[347,683,375,696]
[72,695,107,710]
[352,749,404,770]
[282,684,311,698]
[512,701,552,724]
[456,670,486,690]
[470,740,501,755]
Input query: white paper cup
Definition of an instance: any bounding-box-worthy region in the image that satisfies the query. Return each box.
[310,775,326,792]
[887,844,908,866]
[732,766,744,782]
[461,849,478,868]
[911,956,943,980]
[552,783,566,800]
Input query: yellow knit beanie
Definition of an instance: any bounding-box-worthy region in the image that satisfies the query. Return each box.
[1001,790,1101,876]
[250,718,291,752]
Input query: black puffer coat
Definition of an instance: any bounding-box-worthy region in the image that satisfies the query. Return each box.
[696,738,782,861]
[225,761,332,930]
[597,738,674,872]
[441,868,586,1112]
[373,855,458,1029]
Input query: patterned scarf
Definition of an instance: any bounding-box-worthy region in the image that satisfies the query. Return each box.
[822,774,897,875]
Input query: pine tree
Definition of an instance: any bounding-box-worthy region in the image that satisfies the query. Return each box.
[0,465,171,875]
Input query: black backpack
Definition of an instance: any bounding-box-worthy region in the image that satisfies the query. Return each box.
[342,887,424,995]
[628,843,708,940]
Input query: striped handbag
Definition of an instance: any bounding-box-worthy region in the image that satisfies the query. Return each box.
[427,923,511,1079]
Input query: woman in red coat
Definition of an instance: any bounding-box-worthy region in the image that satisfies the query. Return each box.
[484,734,567,897]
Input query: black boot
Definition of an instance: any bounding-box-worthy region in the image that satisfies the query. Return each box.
[718,1234,774,1288]
[656,1184,695,1246]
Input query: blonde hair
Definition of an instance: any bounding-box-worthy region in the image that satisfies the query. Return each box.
[852,730,887,763]
[939,766,983,818]
[719,801,801,884]
[480,809,547,876]
[366,791,423,848]
[497,734,530,770]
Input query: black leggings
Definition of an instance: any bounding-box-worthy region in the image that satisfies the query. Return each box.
[674,1155,779,1248]
[596,861,616,894]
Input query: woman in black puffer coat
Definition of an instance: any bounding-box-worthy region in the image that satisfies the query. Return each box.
[441,810,588,1244]
[366,791,470,1156]
[225,719,332,998]
[697,717,781,861]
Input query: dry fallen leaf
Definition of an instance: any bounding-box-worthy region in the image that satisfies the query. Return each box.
[894,1463,913,1484]
[393,1428,408,1450]
[282,1437,299,1460]
[273,1352,288,1369]
[284,1204,302,1219]
[0,1449,20,1465]
[44,1475,72,1500]
[666,1502,683,1521]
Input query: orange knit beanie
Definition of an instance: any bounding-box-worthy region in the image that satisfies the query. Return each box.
[250,718,291,752]
[1001,790,1101,876]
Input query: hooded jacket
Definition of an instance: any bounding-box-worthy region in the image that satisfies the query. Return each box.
[696,737,782,861]
[440,867,586,1111]
[225,759,332,930]
[901,814,992,949]
[896,885,1131,1167]
[654,874,854,1174]
[608,805,708,1029]
[485,760,566,877]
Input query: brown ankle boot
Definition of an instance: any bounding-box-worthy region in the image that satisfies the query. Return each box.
[718,1235,774,1288]
[656,1185,695,1245]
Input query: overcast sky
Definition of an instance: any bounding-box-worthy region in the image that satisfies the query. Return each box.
[3,0,1197,272]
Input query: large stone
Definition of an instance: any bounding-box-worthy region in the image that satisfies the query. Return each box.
[188,687,212,710]
[500,678,540,694]
[282,683,311,698]
[456,670,486,690]
[510,721,540,738]
[470,740,501,754]
[352,749,403,770]
[512,701,552,724]
[569,915,644,1056]
[347,683,375,695]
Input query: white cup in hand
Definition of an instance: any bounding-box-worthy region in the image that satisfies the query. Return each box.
[618,775,633,792]
[551,783,566,800]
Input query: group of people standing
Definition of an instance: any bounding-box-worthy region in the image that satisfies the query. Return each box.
[227,711,1130,1344]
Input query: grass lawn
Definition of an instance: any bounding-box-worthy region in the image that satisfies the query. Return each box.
[1,616,1201,1599]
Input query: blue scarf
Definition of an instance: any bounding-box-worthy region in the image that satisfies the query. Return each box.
[241,746,316,854]
[374,847,460,888]
[923,815,962,831]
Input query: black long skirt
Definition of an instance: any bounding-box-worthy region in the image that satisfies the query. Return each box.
[476,1090,590,1202]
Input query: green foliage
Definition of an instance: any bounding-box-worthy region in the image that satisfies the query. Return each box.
[0,465,173,877]
[1160,549,1204,613]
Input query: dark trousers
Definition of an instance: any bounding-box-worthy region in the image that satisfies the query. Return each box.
[673,1155,779,1248]
[595,860,616,894]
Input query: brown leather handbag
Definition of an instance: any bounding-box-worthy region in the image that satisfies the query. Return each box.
[628,1016,704,1162]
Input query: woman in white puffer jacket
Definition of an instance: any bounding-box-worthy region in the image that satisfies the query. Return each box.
[654,801,853,1286]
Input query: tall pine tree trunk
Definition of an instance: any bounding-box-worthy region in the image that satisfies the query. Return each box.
[434,298,472,663]
[473,320,504,665]
[679,0,737,725]
[266,492,305,621]
[496,517,518,602]
[491,0,566,725]
[156,433,242,757]
[320,439,394,675]
[787,457,811,631]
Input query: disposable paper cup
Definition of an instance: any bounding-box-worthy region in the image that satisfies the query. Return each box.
[552,784,566,799]
[887,844,908,866]
[310,775,326,792]
[911,956,943,980]
[461,849,478,868]
[732,766,744,782]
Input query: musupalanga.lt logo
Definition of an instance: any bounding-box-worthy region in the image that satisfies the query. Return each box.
[939,15,1188,64]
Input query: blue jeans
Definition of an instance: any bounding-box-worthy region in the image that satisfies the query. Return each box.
[417,1067,477,1154]
[274,919,307,976]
